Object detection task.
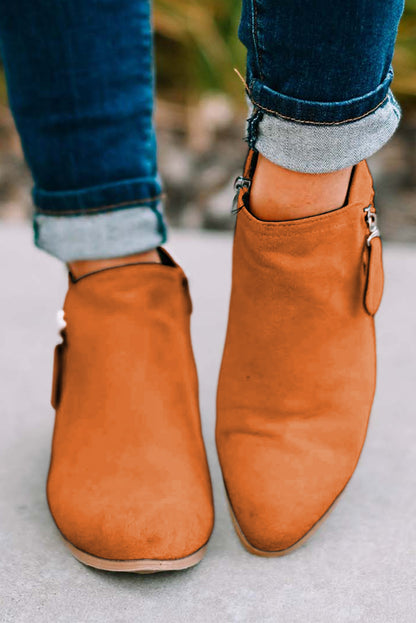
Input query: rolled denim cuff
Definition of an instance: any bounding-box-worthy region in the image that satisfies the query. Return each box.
[246,87,401,173]
[247,67,395,124]
[33,175,167,261]
[34,204,166,262]
[32,173,163,213]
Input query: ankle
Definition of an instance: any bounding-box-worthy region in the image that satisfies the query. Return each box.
[250,153,352,221]
[68,248,161,279]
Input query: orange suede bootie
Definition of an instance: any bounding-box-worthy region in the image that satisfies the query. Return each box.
[48,250,214,572]
[216,150,384,556]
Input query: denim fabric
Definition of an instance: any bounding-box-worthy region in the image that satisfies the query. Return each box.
[34,205,166,261]
[0,0,166,260]
[0,1,406,260]
[239,0,404,172]
[247,92,401,174]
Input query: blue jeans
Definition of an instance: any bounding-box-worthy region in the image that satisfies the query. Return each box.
[240,0,403,173]
[0,0,404,261]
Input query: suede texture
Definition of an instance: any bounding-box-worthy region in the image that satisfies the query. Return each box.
[48,254,214,561]
[216,152,383,553]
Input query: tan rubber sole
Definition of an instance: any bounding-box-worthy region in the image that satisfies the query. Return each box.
[227,493,342,558]
[63,537,207,573]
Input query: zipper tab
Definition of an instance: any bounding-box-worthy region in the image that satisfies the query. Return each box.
[51,309,67,410]
[363,206,384,316]
[232,176,251,214]
[182,276,193,315]
[363,205,380,246]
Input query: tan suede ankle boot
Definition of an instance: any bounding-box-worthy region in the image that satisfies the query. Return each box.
[216,150,384,556]
[48,249,214,572]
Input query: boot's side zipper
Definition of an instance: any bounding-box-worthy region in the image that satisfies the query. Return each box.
[364,205,380,246]
[363,205,384,316]
[51,310,67,410]
[232,176,251,214]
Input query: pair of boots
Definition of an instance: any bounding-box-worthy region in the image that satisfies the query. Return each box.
[47,151,384,572]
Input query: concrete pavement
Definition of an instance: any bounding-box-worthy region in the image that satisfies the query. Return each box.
[1,224,416,623]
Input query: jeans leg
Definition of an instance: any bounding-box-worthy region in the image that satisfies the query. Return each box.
[0,0,166,261]
[239,0,405,173]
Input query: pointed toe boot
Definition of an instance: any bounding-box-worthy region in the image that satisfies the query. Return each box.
[48,250,214,572]
[216,150,384,556]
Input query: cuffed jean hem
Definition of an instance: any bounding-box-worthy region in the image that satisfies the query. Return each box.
[246,67,395,124]
[32,175,163,214]
[33,203,167,262]
[246,89,401,173]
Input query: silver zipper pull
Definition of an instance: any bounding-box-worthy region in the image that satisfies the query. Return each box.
[232,176,251,214]
[56,309,67,344]
[56,309,66,331]
[363,205,380,246]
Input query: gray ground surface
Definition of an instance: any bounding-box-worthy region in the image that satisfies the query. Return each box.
[1,224,415,623]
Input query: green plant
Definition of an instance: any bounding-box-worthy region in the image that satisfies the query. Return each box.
[393,0,416,101]
[154,0,245,105]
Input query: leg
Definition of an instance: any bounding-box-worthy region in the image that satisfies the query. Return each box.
[241,0,404,220]
[0,0,214,571]
[217,0,402,555]
[0,0,163,262]
[240,0,403,173]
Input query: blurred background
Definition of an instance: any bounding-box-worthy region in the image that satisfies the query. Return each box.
[0,0,415,241]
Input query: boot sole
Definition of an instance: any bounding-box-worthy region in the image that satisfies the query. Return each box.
[62,537,207,573]
[227,492,341,558]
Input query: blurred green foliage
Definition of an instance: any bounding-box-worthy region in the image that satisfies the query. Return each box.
[154,0,245,104]
[0,65,7,106]
[393,0,416,105]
